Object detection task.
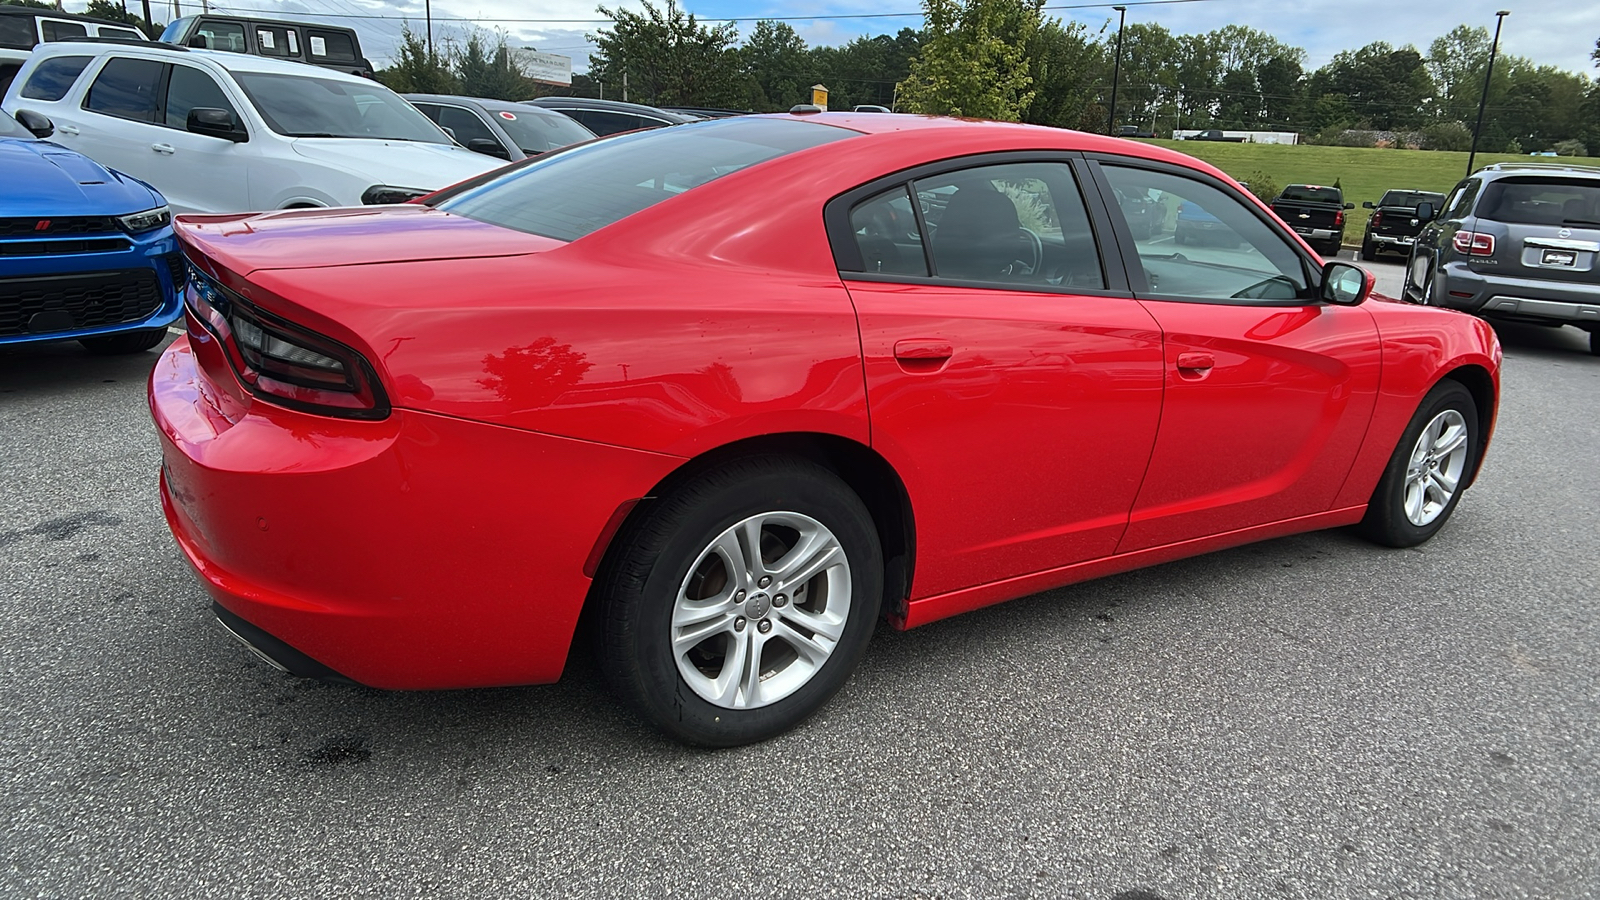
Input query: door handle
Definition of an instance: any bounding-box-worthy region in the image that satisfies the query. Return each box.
[1176,351,1214,371]
[151,143,176,155]
[57,124,80,135]
[894,339,953,360]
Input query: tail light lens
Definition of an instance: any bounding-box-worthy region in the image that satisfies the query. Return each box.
[1371,209,1383,226]
[1334,210,1345,227]
[1452,231,1496,256]
[186,267,390,419]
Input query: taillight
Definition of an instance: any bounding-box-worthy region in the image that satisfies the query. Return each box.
[1334,210,1345,227]
[185,267,389,419]
[1452,231,1495,256]
[1371,210,1383,226]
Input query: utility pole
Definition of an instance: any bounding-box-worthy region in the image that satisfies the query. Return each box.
[1466,10,1510,177]
[425,0,434,63]
[1106,5,1127,136]
[140,0,153,37]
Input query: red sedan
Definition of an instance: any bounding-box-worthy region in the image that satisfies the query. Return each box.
[150,113,1500,746]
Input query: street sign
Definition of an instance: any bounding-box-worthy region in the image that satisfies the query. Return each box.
[513,49,573,86]
[811,84,828,111]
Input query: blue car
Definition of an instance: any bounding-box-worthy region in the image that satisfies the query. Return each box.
[1,108,182,354]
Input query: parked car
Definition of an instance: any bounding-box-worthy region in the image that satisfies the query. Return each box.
[1361,189,1446,260]
[0,107,181,353]
[1,5,144,96]
[1406,162,1600,355]
[1188,129,1245,142]
[1114,186,1161,239]
[1271,184,1354,256]
[851,104,892,113]
[1173,200,1238,246]
[522,96,697,136]
[159,14,373,78]
[660,106,748,119]
[404,93,594,161]
[151,114,1499,747]
[1116,124,1156,139]
[2,40,500,213]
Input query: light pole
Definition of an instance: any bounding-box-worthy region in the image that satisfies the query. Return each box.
[1106,5,1126,136]
[1466,10,1510,177]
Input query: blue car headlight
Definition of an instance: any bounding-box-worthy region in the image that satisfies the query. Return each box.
[115,206,171,234]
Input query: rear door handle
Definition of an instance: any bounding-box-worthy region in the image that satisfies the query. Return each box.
[57,124,80,136]
[894,339,953,361]
[151,143,175,155]
[1176,351,1214,371]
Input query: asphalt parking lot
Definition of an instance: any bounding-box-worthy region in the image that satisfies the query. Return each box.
[2,257,1597,899]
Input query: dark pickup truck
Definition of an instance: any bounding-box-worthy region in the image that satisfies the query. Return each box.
[1360,189,1446,261]
[1270,184,1354,256]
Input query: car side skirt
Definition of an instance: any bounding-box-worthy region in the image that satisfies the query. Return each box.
[899,505,1368,630]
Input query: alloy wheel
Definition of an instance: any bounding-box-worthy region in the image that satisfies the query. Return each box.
[1403,409,1469,526]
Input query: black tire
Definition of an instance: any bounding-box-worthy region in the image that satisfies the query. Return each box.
[1356,380,1479,548]
[1589,328,1600,357]
[79,327,168,355]
[1361,238,1377,262]
[596,457,883,746]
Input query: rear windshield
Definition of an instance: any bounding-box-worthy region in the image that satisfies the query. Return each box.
[494,108,594,153]
[1279,186,1342,203]
[438,117,856,241]
[1478,177,1600,227]
[1378,190,1445,209]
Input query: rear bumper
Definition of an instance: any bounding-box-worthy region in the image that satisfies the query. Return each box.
[1368,232,1416,249]
[1436,262,1600,327]
[150,335,683,689]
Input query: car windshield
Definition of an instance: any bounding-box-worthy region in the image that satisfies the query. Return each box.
[1280,186,1342,203]
[437,117,856,241]
[233,71,449,142]
[1379,190,1445,208]
[1479,178,1600,227]
[493,108,594,154]
[0,109,33,139]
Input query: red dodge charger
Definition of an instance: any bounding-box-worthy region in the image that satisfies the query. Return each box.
[150,113,1500,745]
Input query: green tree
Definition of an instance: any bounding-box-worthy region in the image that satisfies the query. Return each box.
[896,0,1039,120]
[1022,19,1105,129]
[455,33,529,100]
[1308,42,1433,131]
[587,0,743,107]
[740,20,809,111]
[82,0,153,36]
[4,0,54,8]
[374,25,458,94]
[1256,55,1303,129]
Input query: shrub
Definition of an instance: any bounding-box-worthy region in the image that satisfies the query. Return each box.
[1422,122,1472,152]
[1240,171,1279,205]
[1504,139,1522,154]
[1553,139,1589,157]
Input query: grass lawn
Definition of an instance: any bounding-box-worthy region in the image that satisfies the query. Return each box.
[1139,140,1600,245]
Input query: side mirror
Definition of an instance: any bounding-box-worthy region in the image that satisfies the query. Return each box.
[1320,261,1373,306]
[15,108,53,138]
[187,107,247,143]
[1343,202,1355,210]
[1415,201,1435,223]
[187,34,208,48]
[1361,201,1375,209]
[466,137,512,160]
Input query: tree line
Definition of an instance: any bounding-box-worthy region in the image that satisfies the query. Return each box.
[382,0,1598,154]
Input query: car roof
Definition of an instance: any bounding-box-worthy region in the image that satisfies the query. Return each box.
[404,94,569,116]
[27,39,372,83]
[525,96,696,122]
[1474,162,1600,182]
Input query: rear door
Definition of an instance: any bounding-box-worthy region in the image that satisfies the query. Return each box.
[833,156,1165,598]
[1090,159,1381,551]
[1474,176,1600,285]
[70,55,168,183]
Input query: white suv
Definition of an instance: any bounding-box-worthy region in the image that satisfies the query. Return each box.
[1,41,501,212]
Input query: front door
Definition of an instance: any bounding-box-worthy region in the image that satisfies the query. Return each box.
[835,159,1166,599]
[1092,161,1382,552]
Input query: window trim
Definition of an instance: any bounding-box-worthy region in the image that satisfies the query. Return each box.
[822,150,1131,298]
[1081,153,1327,307]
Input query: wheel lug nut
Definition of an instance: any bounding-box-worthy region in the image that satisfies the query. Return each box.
[757,619,772,634]
[758,576,772,588]
[735,590,746,601]
[734,616,746,632]
[773,594,787,607]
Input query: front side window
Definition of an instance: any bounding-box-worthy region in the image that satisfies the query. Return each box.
[164,63,239,129]
[233,72,448,142]
[20,54,90,101]
[439,117,855,242]
[570,110,652,136]
[1446,179,1481,219]
[913,161,1105,289]
[1102,165,1310,302]
[196,20,246,52]
[39,19,88,42]
[83,57,165,124]
[434,105,499,149]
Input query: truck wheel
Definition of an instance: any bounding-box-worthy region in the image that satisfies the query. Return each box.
[1361,238,1377,262]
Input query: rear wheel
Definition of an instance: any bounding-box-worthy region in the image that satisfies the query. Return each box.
[79,328,168,355]
[1589,328,1599,357]
[1361,238,1377,262]
[1357,380,1479,548]
[596,457,882,746]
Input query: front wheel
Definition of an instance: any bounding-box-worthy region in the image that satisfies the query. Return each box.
[1357,380,1479,548]
[1588,328,1600,357]
[596,457,883,746]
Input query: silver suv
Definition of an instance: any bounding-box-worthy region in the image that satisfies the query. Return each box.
[1405,162,1600,356]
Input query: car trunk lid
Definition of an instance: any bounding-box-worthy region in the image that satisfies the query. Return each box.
[1475,176,1600,285]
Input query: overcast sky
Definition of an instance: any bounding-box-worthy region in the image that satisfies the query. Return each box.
[114,0,1599,75]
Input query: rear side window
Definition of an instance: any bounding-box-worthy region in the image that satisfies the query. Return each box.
[1477,178,1600,227]
[255,25,299,57]
[96,26,144,41]
[306,30,355,61]
[164,63,239,129]
[83,57,165,123]
[439,117,855,242]
[196,20,247,52]
[1445,180,1480,218]
[1,60,23,98]
[39,20,88,42]
[568,110,652,136]
[849,186,928,277]
[20,54,91,101]
[0,15,37,49]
